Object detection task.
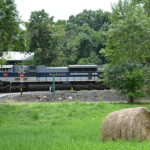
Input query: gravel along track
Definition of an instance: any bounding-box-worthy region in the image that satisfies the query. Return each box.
[0,90,149,103]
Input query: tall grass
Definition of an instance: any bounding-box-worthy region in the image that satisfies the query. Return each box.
[0,102,150,150]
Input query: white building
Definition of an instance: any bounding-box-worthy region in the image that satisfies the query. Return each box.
[0,51,34,64]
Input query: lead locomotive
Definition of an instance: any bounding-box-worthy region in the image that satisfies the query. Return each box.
[0,65,105,92]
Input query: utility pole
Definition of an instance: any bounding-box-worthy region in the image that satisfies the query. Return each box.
[10,81,12,93]
[20,74,24,96]
[19,66,25,96]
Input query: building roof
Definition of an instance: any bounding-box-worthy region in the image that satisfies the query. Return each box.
[1,51,34,61]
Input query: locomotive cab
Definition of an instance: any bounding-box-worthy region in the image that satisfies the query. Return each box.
[0,65,14,90]
[0,65,13,72]
[0,65,14,79]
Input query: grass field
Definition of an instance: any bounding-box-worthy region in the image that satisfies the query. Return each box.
[0,102,150,150]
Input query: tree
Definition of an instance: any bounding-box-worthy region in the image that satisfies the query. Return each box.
[27,10,54,65]
[103,62,146,103]
[50,23,67,66]
[27,9,111,66]
[132,0,150,15]
[102,0,150,102]
[51,22,79,66]
[75,24,107,65]
[68,9,111,31]
[67,10,111,65]
[78,51,102,65]
[0,0,20,55]
[14,29,29,52]
[63,29,79,65]
[104,0,150,65]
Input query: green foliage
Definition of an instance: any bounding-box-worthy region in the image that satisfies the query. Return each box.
[16,59,35,65]
[14,29,29,52]
[68,9,111,31]
[26,9,110,66]
[143,66,150,95]
[102,0,150,102]
[75,24,107,65]
[78,52,102,65]
[0,0,20,55]
[132,0,150,15]
[104,0,150,65]
[0,103,150,149]
[103,63,146,103]
[27,10,76,66]
[124,68,146,102]
[0,58,7,65]
[27,10,55,65]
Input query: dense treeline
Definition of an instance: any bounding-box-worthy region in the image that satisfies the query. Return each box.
[26,9,111,66]
[0,0,150,101]
[0,1,111,66]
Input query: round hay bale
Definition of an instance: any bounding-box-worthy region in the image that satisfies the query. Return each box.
[102,107,150,141]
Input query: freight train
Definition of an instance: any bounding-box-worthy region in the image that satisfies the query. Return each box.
[0,65,106,92]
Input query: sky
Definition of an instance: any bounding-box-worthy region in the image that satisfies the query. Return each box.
[15,0,119,21]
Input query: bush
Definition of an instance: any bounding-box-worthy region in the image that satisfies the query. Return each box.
[103,62,146,103]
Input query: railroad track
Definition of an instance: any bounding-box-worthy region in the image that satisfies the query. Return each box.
[0,82,108,93]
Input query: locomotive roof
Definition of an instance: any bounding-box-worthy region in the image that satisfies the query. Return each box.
[46,67,68,69]
[69,65,97,68]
